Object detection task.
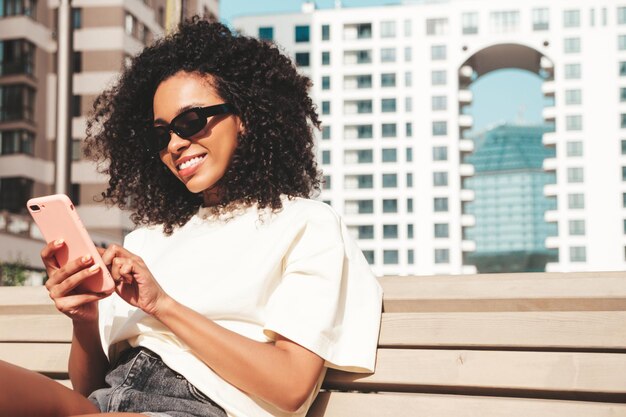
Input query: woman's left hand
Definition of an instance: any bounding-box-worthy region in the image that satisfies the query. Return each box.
[98,245,170,316]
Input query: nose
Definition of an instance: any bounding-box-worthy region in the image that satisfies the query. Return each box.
[166,130,191,154]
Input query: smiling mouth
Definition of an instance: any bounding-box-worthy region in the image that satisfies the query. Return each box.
[177,154,207,171]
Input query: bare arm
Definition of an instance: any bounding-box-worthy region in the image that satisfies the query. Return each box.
[68,320,109,396]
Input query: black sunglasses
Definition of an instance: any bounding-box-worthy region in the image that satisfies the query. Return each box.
[150,103,235,153]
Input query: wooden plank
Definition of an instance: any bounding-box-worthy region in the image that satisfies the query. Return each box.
[0,343,70,374]
[307,392,626,417]
[0,314,72,343]
[379,272,626,312]
[379,311,626,350]
[325,349,626,398]
[0,286,56,314]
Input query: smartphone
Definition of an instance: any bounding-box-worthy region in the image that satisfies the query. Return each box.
[26,194,115,294]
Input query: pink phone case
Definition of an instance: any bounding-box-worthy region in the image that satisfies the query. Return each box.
[26,194,115,293]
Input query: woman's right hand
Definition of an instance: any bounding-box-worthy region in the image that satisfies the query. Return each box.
[41,239,109,323]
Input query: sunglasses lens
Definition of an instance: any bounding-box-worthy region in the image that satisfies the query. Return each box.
[174,110,207,138]
[152,126,171,151]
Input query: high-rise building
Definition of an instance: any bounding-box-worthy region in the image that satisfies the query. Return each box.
[464,124,558,273]
[0,0,219,283]
[234,0,625,276]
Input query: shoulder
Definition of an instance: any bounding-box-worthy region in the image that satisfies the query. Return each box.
[279,197,341,225]
[275,197,344,247]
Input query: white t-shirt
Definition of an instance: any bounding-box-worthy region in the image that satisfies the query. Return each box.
[97,196,383,417]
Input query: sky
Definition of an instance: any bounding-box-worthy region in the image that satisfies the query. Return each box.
[219,1,545,134]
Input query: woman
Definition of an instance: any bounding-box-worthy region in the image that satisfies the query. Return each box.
[0,18,382,417]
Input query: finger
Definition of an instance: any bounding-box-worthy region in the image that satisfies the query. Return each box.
[119,263,135,284]
[46,254,95,289]
[100,244,132,266]
[49,263,101,299]
[96,246,106,256]
[40,239,65,270]
[54,292,109,314]
[110,256,132,283]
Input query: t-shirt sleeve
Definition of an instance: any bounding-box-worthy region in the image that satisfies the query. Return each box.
[263,204,383,373]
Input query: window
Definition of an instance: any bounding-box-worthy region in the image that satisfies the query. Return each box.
[622,87,626,102]
[568,193,585,209]
[405,97,412,112]
[382,123,397,138]
[381,98,396,113]
[426,18,448,35]
[619,7,626,25]
[566,141,583,157]
[432,121,447,136]
[358,200,374,214]
[321,150,331,165]
[0,130,34,155]
[0,39,35,76]
[381,73,396,87]
[622,139,626,154]
[405,71,413,87]
[623,166,626,181]
[431,70,447,85]
[358,125,374,139]
[566,115,582,131]
[433,146,448,161]
[380,21,396,38]
[362,250,374,264]
[621,61,626,76]
[295,25,310,42]
[405,122,412,137]
[624,192,626,208]
[567,167,584,183]
[322,51,330,66]
[622,114,626,129]
[432,96,447,111]
[258,27,273,41]
[564,37,581,53]
[408,249,414,264]
[344,100,372,114]
[0,0,37,18]
[353,149,373,163]
[323,175,331,190]
[620,35,626,50]
[406,173,413,187]
[322,126,330,140]
[344,74,371,89]
[563,10,580,28]
[71,139,81,161]
[0,84,35,122]
[404,19,412,37]
[357,225,374,239]
[321,24,330,41]
[382,148,397,162]
[72,95,81,117]
[383,199,398,213]
[383,225,398,239]
[407,224,414,238]
[71,7,82,29]
[407,198,413,213]
[344,50,372,65]
[406,147,413,162]
[569,220,585,235]
[0,177,33,213]
[382,173,397,188]
[321,101,330,115]
[431,45,447,60]
[435,248,449,264]
[569,246,586,262]
[403,47,412,63]
[533,8,549,30]
[321,76,330,90]
[344,23,372,40]
[295,52,310,67]
[433,172,448,186]
[565,89,582,105]
[73,51,82,73]
[434,197,448,212]
[490,10,520,33]
[381,48,396,63]
[383,250,399,264]
[462,12,478,34]
[345,174,373,189]
[564,63,581,79]
[434,223,449,238]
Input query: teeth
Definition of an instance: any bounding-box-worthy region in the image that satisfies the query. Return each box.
[178,155,206,170]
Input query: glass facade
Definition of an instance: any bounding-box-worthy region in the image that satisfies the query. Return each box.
[464,124,558,272]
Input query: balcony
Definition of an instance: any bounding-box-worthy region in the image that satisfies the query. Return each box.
[545,236,559,249]
[459,164,475,177]
[459,139,474,154]
[542,107,556,122]
[543,183,558,197]
[458,89,473,105]
[542,80,555,97]
[542,157,557,172]
[460,213,475,226]
[461,239,476,252]
[542,132,557,147]
[544,210,559,223]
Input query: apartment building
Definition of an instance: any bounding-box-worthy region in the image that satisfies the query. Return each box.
[234,0,625,276]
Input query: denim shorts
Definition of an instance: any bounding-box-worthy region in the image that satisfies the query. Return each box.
[88,347,227,417]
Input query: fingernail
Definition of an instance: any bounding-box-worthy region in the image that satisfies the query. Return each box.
[88,264,100,272]
[55,239,64,246]
[82,255,92,263]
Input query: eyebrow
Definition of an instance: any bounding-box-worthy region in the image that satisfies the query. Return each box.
[153,103,205,124]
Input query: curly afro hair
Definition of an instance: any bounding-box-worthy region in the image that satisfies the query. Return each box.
[84,17,322,235]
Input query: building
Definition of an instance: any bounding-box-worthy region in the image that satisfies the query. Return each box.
[464,123,558,273]
[0,0,219,283]
[234,0,626,276]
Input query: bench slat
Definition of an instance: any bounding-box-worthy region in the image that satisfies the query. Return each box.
[307,392,626,417]
[379,311,626,349]
[380,273,626,312]
[324,349,626,398]
[0,314,72,342]
[0,342,70,374]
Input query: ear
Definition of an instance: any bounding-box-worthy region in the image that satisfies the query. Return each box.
[237,117,246,134]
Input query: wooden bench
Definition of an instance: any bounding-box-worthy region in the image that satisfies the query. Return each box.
[1,271,625,416]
